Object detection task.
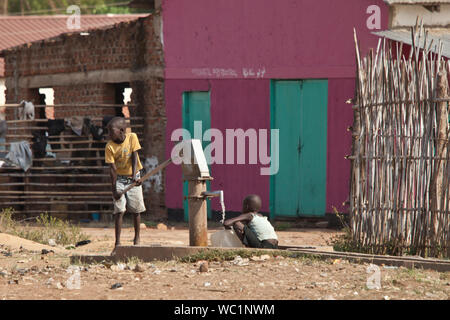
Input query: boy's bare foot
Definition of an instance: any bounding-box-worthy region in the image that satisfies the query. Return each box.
[111,243,120,255]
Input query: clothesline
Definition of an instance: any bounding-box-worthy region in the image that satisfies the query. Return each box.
[6,117,144,124]
[1,103,138,108]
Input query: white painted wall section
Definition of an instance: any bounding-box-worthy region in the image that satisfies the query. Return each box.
[392,4,450,27]
[0,79,5,106]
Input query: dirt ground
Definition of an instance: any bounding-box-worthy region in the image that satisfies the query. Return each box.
[0,226,449,300]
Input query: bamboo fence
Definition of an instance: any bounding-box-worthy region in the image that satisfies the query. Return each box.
[351,23,450,258]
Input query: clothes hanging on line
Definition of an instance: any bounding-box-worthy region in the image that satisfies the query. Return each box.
[47,119,65,136]
[18,101,35,120]
[31,131,47,159]
[82,118,94,136]
[102,116,115,129]
[47,119,65,150]
[5,141,32,171]
[45,136,56,158]
[90,124,104,141]
[65,116,84,136]
[0,120,6,158]
[0,120,6,139]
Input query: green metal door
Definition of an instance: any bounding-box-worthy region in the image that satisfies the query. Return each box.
[270,80,328,218]
[182,92,211,221]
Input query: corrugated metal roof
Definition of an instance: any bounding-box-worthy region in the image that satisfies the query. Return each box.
[0,14,149,77]
[373,28,450,58]
[384,0,450,4]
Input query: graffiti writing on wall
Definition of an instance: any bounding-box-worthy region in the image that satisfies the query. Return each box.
[242,68,266,78]
[191,67,267,79]
[192,68,238,78]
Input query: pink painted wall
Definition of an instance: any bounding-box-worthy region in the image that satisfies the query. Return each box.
[165,79,271,212]
[326,78,355,214]
[162,0,389,214]
[209,80,271,212]
[162,0,389,80]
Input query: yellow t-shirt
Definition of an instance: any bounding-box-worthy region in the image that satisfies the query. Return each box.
[105,133,143,176]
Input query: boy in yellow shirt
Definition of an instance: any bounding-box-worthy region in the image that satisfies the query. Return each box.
[105,117,145,248]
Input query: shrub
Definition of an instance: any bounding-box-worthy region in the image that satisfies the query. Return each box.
[0,208,89,246]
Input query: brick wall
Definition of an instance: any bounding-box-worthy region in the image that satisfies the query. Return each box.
[2,16,161,78]
[53,83,116,118]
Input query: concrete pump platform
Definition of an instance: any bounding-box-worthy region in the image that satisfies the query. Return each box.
[70,244,289,264]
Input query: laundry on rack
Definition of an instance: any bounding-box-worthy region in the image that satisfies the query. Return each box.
[45,136,56,158]
[47,119,65,150]
[5,141,33,171]
[90,124,104,141]
[65,116,84,136]
[0,120,6,139]
[82,117,93,136]
[18,101,35,120]
[102,116,115,129]
[0,120,6,157]
[31,131,48,158]
[101,116,115,140]
[47,119,65,136]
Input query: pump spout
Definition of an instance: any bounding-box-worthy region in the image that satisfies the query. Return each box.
[201,190,226,224]
[201,190,221,198]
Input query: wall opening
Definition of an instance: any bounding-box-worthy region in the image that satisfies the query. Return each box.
[39,88,54,120]
[0,80,5,106]
[114,82,132,105]
[114,83,133,133]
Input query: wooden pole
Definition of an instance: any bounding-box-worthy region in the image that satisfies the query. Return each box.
[430,72,449,255]
[187,179,208,247]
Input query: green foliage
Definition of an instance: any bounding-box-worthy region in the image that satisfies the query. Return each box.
[143,220,157,228]
[0,208,89,246]
[326,206,357,252]
[0,207,16,232]
[326,207,402,255]
[4,0,147,15]
[180,249,299,263]
[126,256,143,266]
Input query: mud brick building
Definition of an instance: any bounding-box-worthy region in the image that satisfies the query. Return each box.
[0,14,150,106]
[0,12,167,219]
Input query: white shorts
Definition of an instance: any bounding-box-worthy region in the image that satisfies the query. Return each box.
[113,172,146,214]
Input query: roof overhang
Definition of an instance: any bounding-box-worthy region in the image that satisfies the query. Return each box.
[373,28,450,58]
[384,0,450,5]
